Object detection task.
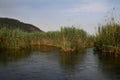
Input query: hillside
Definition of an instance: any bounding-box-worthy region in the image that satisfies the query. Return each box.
[0,18,43,32]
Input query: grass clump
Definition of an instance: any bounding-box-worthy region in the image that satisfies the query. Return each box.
[94,19,120,56]
[0,26,92,52]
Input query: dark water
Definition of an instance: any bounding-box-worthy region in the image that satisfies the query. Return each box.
[0,48,120,80]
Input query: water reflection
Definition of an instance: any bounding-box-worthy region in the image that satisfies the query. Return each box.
[0,48,120,80]
[60,50,86,65]
[0,50,30,66]
[60,50,86,80]
[30,45,57,52]
[97,55,120,80]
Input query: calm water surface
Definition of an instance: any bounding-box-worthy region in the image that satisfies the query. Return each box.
[0,48,120,80]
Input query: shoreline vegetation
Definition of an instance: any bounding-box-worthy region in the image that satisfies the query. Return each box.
[0,27,94,53]
[0,17,120,56]
[94,18,120,57]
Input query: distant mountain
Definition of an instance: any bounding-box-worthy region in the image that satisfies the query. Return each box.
[0,18,43,32]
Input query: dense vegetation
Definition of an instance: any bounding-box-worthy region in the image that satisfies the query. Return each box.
[0,18,42,32]
[30,27,93,52]
[1,17,120,56]
[94,19,120,56]
[0,28,29,50]
[0,26,93,52]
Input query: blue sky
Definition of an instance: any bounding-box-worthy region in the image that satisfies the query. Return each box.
[0,0,120,34]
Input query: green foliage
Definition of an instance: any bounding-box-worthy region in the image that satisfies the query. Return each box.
[94,20,120,51]
[0,27,28,50]
[60,27,88,51]
[0,26,91,52]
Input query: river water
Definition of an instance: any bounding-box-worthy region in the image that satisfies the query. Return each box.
[0,48,120,80]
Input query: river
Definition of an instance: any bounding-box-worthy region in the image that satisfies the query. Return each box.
[0,48,120,80]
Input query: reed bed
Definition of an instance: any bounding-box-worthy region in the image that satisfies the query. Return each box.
[0,27,29,50]
[94,19,120,56]
[0,26,92,52]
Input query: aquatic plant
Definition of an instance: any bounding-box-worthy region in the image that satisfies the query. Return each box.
[0,27,28,50]
[0,26,91,52]
[94,18,120,56]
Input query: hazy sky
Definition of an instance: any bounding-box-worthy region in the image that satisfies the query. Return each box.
[0,0,120,34]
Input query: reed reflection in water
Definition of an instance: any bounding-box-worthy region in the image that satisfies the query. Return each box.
[0,48,120,80]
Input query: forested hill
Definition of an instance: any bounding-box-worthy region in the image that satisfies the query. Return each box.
[0,18,43,32]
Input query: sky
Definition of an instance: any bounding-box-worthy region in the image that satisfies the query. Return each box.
[0,0,120,34]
